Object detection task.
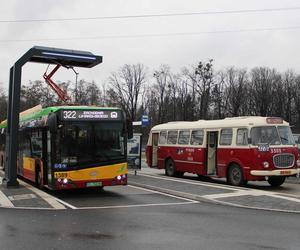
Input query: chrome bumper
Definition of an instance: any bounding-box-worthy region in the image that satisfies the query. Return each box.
[250,168,300,176]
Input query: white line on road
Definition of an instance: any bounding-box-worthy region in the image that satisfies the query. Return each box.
[74,201,198,210]
[53,197,78,209]
[128,184,200,203]
[270,194,300,203]
[136,173,242,191]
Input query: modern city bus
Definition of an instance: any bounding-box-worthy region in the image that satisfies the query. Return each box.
[0,105,131,190]
[146,117,300,186]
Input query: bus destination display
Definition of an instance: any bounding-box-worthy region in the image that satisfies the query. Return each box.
[61,110,122,121]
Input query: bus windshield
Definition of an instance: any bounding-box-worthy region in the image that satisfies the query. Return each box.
[57,122,125,166]
[251,126,294,145]
[277,126,295,145]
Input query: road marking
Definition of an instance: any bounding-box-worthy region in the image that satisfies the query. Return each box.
[270,194,300,203]
[202,191,248,199]
[129,184,199,203]
[0,189,14,207]
[18,179,66,209]
[54,185,199,210]
[74,201,198,210]
[53,197,78,209]
[201,189,274,199]
[136,173,242,191]
[8,193,37,201]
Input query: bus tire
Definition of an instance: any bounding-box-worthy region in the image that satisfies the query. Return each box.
[227,164,246,186]
[267,176,285,187]
[165,159,176,177]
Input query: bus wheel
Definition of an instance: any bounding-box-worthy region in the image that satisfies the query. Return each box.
[165,159,176,177]
[227,164,246,186]
[267,176,285,187]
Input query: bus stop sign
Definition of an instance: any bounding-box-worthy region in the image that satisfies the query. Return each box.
[141,115,149,126]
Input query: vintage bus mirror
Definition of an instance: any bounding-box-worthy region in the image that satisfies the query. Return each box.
[48,113,58,134]
[126,119,133,139]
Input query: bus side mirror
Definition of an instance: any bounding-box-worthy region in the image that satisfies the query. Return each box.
[126,119,133,139]
[48,113,58,134]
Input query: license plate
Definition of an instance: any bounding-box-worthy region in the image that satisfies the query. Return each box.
[280,170,291,175]
[86,182,102,187]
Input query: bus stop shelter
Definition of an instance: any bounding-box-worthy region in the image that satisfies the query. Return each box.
[3,46,102,187]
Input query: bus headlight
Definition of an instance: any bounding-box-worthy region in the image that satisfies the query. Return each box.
[297,159,300,167]
[117,175,122,181]
[63,178,68,184]
[263,161,269,168]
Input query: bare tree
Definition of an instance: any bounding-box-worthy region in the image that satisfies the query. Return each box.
[224,67,248,116]
[292,74,300,132]
[153,65,172,123]
[183,60,214,119]
[108,64,147,121]
[249,67,281,116]
[210,71,227,119]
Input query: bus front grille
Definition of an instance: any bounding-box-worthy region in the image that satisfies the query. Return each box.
[273,154,294,168]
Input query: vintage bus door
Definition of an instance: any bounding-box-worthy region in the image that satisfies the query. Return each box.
[207,131,218,175]
[152,133,159,167]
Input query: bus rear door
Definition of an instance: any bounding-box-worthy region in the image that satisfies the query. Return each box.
[151,133,159,167]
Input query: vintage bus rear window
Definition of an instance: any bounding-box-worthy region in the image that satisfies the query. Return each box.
[220,129,233,145]
[178,130,190,145]
[236,128,248,145]
[159,131,167,144]
[190,130,204,145]
[167,131,178,144]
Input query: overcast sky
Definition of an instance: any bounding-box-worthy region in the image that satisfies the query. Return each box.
[0,0,300,90]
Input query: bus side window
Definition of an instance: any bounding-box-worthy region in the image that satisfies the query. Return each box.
[236,128,248,145]
[190,130,204,145]
[20,132,31,157]
[220,129,233,145]
[167,131,178,144]
[178,130,190,145]
[158,131,167,145]
[31,130,43,158]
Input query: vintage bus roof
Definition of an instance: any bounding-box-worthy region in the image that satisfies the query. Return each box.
[151,116,289,131]
[0,105,122,129]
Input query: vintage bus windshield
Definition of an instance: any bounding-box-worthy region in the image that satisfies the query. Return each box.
[57,122,125,166]
[277,126,295,145]
[251,126,294,145]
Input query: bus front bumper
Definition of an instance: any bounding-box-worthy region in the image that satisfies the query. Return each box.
[250,168,300,176]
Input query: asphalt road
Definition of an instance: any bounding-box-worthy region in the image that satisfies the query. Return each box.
[0,197,299,250]
[1,165,300,249]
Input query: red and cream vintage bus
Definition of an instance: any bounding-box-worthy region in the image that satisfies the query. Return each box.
[146,117,300,186]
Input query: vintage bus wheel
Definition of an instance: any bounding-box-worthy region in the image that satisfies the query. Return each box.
[165,159,176,177]
[227,164,246,186]
[267,176,285,187]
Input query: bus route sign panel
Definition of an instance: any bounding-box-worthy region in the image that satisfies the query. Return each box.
[60,110,122,121]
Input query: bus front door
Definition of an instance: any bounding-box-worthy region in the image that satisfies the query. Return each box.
[207,131,218,175]
[152,133,159,167]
